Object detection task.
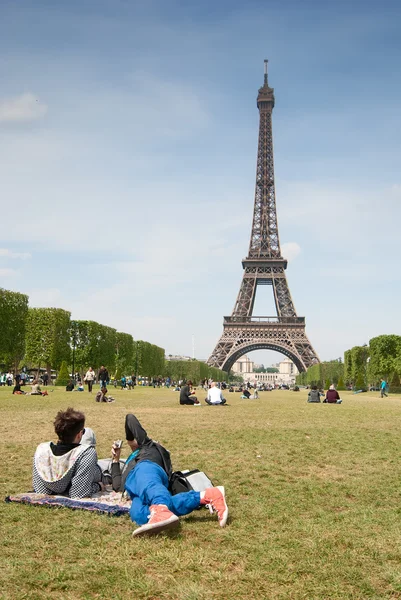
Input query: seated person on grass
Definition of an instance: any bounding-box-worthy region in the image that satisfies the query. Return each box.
[324,384,342,404]
[109,414,228,536]
[13,383,26,395]
[95,387,115,402]
[241,388,251,399]
[66,379,75,392]
[307,386,322,403]
[30,379,48,396]
[179,380,199,405]
[33,407,104,498]
[205,382,227,405]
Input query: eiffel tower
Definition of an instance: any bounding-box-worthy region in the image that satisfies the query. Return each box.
[208,60,319,373]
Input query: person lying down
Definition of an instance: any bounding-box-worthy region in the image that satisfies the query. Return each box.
[107,414,229,536]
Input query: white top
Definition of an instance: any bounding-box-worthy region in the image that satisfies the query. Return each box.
[207,386,224,404]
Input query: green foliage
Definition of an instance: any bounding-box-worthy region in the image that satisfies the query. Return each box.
[344,350,352,383]
[164,359,227,383]
[305,363,322,387]
[298,360,344,389]
[56,360,70,386]
[389,371,401,394]
[296,371,307,385]
[134,341,165,378]
[253,365,278,373]
[115,332,134,375]
[350,346,369,385]
[0,288,29,368]
[72,320,116,373]
[228,372,244,383]
[25,307,71,371]
[368,335,401,382]
[337,376,345,391]
[355,373,365,390]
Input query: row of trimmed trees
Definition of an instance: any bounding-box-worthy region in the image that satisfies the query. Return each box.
[164,359,227,384]
[344,335,401,392]
[296,360,345,390]
[0,288,227,384]
[296,335,401,392]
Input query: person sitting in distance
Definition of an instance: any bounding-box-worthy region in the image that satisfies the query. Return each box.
[324,384,342,404]
[30,379,43,395]
[95,387,115,402]
[66,379,75,392]
[307,385,321,403]
[241,388,251,399]
[179,380,199,405]
[33,407,104,498]
[205,382,227,405]
[13,382,25,395]
[109,414,228,536]
[29,379,48,396]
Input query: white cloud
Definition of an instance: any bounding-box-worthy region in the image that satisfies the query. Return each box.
[0,268,16,276]
[281,242,301,262]
[0,93,47,123]
[0,248,31,259]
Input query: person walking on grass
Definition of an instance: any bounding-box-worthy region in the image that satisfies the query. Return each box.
[84,367,95,393]
[109,414,228,537]
[98,366,109,390]
[380,378,388,398]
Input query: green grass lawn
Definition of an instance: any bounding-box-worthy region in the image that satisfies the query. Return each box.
[1,385,401,600]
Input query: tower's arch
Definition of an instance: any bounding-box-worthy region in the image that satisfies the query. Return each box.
[222,342,304,373]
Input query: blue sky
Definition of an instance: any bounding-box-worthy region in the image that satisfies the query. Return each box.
[0,0,400,367]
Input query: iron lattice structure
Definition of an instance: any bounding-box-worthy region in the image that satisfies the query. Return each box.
[208,61,319,373]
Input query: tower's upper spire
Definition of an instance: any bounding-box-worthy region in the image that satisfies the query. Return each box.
[257,58,275,109]
[264,59,268,86]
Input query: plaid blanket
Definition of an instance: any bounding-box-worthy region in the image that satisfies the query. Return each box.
[5,491,131,516]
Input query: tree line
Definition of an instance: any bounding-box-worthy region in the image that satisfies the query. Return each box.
[296,335,401,392]
[0,288,227,383]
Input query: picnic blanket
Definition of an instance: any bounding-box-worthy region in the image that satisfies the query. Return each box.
[5,490,131,516]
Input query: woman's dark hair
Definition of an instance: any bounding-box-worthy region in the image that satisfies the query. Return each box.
[54,407,85,443]
[187,381,193,386]
[311,385,317,390]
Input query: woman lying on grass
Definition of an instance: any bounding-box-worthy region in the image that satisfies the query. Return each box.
[109,414,228,537]
[33,407,104,499]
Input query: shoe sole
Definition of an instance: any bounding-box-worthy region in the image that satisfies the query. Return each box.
[216,485,228,527]
[132,515,180,537]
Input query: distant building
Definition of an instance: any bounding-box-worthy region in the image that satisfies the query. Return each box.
[231,355,298,386]
[165,354,192,361]
[231,355,254,374]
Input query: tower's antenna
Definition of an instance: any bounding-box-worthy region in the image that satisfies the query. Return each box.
[264,59,268,85]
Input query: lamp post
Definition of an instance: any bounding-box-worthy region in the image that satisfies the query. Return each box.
[135,340,139,379]
[71,321,77,381]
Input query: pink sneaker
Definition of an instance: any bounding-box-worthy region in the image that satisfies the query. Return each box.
[132,504,179,537]
[200,486,228,527]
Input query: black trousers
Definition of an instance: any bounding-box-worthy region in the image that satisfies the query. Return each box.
[180,397,197,405]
